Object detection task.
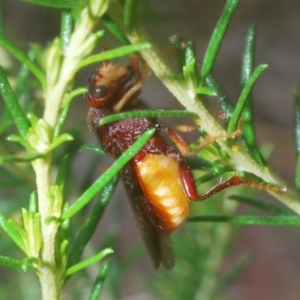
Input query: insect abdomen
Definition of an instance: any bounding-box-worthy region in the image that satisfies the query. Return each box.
[135,154,190,231]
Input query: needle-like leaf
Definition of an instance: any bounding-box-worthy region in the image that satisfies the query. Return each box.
[62,128,155,220]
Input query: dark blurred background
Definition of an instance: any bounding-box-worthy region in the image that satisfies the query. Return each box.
[1,0,300,299]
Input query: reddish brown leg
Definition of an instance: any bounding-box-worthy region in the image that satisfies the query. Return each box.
[113,55,151,112]
[130,54,142,80]
[178,159,285,201]
[162,126,285,200]
[175,158,242,201]
[169,124,196,133]
[162,126,241,156]
[189,175,244,201]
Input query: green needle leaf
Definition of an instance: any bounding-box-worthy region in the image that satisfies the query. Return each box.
[67,176,119,268]
[0,256,35,271]
[76,42,152,70]
[88,260,111,300]
[80,143,106,155]
[189,215,300,226]
[20,0,87,8]
[0,152,42,164]
[205,75,233,116]
[0,66,30,138]
[65,248,113,277]
[240,25,264,165]
[102,14,130,44]
[55,155,70,192]
[60,11,73,53]
[241,25,255,86]
[62,128,155,220]
[0,36,45,86]
[62,87,87,106]
[227,64,268,135]
[229,195,296,216]
[0,212,27,254]
[48,133,74,151]
[200,0,239,85]
[195,86,217,97]
[53,105,70,139]
[124,0,137,32]
[99,109,197,125]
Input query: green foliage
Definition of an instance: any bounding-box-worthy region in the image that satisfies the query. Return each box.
[199,0,239,86]
[0,0,298,299]
[21,0,88,8]
[61,129,155,220]
[99,109,197,125]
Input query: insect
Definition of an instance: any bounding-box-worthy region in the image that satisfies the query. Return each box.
[85,55,284,269]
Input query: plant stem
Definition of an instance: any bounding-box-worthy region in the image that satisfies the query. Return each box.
[33,156,59,300]
[43,0,109,130]
[126,31,300,215]
[34,1,109,298]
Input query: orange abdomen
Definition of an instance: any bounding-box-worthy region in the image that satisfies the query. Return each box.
[135,154,190,231]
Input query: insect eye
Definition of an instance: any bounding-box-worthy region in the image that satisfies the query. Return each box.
[89,85,109,99]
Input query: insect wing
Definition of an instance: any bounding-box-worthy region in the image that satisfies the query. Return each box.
[121,157,175,270]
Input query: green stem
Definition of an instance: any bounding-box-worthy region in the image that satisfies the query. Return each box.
[125,32,300,215]
[35,1,109,298]
[43,0,108,130]
[33,156,58,300]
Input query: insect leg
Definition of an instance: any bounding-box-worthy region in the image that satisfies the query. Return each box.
[176,156,285,201]
[162,126,285,201]
[113,56,151,112]
[164,151,243,201]
[163,126,241,156]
